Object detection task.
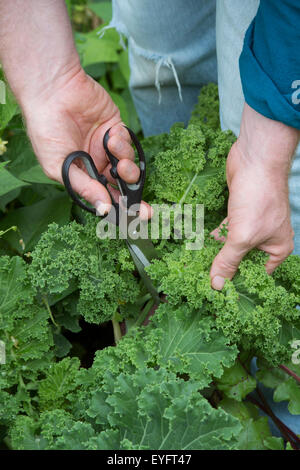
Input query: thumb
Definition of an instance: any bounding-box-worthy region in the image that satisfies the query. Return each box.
[67,163,112,215]
[210,238,249,290]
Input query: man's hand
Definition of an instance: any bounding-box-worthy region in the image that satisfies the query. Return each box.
[22,69,150,217]
[210,103,300,290]
[0,0,150,217]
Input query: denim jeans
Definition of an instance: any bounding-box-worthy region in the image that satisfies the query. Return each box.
[110,0,300,437]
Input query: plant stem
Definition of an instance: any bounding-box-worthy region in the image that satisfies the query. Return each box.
[42,295,59,327]
[134,298,155,328]
[247,395,298,450]
[112,314,122,344]
[135,292,152,306]
[256,386,300,449]
[279,364,300,385]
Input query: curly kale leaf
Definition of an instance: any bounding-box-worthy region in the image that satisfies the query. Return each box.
[29,219,141,323]
[189,83,221,130]
[86,367,241,450]
[145,303,238,385]
[11,368,241,450]
[38,357,81,411]
[0,256,54,428]
[146,237,300,365]
[148,122,233,211]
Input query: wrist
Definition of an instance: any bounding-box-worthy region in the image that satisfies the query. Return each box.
[20,59,83,116]
[236,103,300,177]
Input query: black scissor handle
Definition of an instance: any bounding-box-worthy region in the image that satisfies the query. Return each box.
[103,126,146,209]
[61,150,119,220]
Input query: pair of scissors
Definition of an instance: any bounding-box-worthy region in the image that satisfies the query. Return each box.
[62,126,160,304]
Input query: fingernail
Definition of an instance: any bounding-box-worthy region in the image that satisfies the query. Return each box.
[95,200,109,216]
[212,276,225,291]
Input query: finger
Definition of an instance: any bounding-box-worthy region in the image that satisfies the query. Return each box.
[107,134,135,161]
[67,164,112,215]
[117,158,140,183]
[210,239,249,290]
[264,243,294,275]
[97,182,152,220]
[139,201,153,221]
[265,255,284,275]
[109,124,132,144]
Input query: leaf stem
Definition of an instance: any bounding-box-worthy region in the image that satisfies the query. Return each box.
[132,298,155,329]
[247,394,298,449]
[112,313,122,344]
[279,364,300,385]
[255,386,300,449]
[42,295,59,327]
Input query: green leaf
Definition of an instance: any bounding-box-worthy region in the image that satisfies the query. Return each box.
[0,256,54,392]
[0,256,30,322]
[119,50,130,83]
[121,89,141,134]
[87,368,241,450]
[111,68,127,90]
[87,2,112,23]
[0,72,19,130]
[76,36,119,66]
[108,91,129,125]
[148,304,238,386]
[216,361,257,401]
[3,133,36,177]
[84,62,106,78]
[0,194,72,252]
[9,416,47,450]
[256,361,300,416]
[56,422,95,450]
[274,378,300,414]
[52,330,73,358]
[18,165,59,185]
[220,398,284,450]
[0,188,21,212]
[0,164,28,197]
[38,357,80,411]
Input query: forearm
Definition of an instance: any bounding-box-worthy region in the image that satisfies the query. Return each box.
[0,0,81,109]
[236,104,300,181]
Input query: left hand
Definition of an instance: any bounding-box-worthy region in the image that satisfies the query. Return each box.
[210,103,300,290]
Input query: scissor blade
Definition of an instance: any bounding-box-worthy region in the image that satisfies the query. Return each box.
[126,237,160,304]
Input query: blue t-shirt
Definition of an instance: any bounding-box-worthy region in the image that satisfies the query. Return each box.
[239,0,300,129]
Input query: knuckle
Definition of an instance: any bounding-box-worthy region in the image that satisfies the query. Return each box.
[108,135,122,153]
[215,253,238,273]
[273,242,294,260]
[285,241,294,257]
[228,230,253,250]
[79,185,91,202]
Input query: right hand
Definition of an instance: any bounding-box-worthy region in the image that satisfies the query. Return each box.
[22,67,151,218]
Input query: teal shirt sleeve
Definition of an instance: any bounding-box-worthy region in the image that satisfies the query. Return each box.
[239,0,300,129]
